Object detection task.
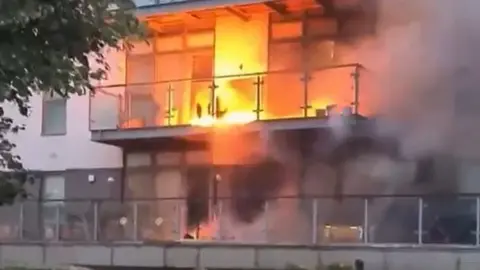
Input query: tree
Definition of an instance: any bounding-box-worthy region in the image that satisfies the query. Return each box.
[0,0,144,204]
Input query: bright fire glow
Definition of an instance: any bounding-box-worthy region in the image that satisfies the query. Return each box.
[190,111,256,127]
[189,14,267,127]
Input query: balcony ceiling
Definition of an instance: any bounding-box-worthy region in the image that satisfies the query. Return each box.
[142,0,369,32]
[142,0,326,28]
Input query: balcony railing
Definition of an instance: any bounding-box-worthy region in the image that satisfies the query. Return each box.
[89,64,370,131]
[0,194,478,246]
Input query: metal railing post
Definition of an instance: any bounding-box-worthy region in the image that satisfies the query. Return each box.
[363,198,369,243]
[351,65,360,114]
[55,204,61,241]
[417,197,424,245]
[312,198,318,244]
[93,201,99,241]
[133,201,138,241]
[476,197,480,246]
[253,76,264,120]
[19,203,24,240]
[165,84,176,126]
[300,71,311,117]
[208,80,218,118]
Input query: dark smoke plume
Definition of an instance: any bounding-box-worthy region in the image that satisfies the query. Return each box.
[229,156,287,223]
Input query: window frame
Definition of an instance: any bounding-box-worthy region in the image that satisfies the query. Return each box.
[41,92,67,136]
[267,9,342,72]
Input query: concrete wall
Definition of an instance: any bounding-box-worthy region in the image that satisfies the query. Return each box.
[1,243,480,270]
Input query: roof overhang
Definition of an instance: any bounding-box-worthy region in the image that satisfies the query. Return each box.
[136,0,270,16]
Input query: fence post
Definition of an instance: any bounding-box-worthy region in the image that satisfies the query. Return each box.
[55,204,61,241]
[93,201,99,241]
[476,197,479,246]
[417,197,423,245]
[19,202,24,240]
[363,198,369,243]
[312,198,318,244]
[264,200,269,243]
[133,201,138,241]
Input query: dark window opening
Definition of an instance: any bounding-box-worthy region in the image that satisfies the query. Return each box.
[185,167,210,231]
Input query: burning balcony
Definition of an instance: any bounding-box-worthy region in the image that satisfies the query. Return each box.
[90,64,370,129]
[90,0,377,144]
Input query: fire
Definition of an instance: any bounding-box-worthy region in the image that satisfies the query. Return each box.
[190,111,256,127]
[189,13,267,127]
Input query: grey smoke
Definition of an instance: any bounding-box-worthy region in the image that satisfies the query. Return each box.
[356,0,480,160]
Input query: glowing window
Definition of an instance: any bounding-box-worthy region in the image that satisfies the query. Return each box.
[186,31,214,48]
[271,21,302,40]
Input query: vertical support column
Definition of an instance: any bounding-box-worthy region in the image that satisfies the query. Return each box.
[312,198,318,245]
[165,84,176,126]
[253,76,264,120]
[417,197,424,245]
[363,198,369,243]
[351,65,360,115]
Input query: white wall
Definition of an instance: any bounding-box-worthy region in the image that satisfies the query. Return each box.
[8,94,122,171]
[6,47,126,172]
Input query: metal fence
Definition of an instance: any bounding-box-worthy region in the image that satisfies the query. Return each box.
[0,195,477,246]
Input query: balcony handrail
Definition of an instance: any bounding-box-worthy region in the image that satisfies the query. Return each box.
[15,193,480,203]
[95,62,364,90]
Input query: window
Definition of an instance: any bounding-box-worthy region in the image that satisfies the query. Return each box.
[191,52,214,79]
[42,92,67,136]
[268,9,342,71]
[43,174,65,204]
[269,13,303,71]
[269,42,302,71]
[42,174,65,239]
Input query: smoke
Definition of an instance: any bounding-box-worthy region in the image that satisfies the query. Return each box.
[206,0,480,240]
[351,0,480,159]
[314,0,480,241]
[229,156,287,223]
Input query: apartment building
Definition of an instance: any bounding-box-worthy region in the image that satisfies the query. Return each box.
[3,0,480,246]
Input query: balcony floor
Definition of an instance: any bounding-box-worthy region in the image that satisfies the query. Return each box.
[90,116,374,150]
